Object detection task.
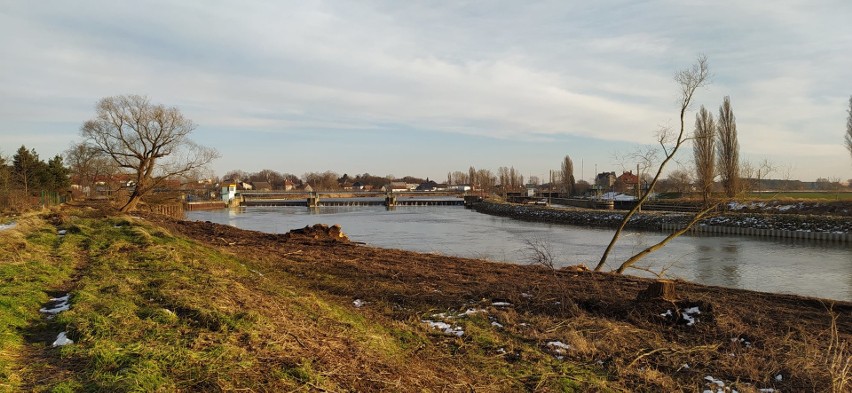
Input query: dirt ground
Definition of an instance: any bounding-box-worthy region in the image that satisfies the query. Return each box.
[148,214,851,392]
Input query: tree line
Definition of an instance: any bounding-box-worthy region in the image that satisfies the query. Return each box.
[2,145,70,194]
[0,145,70,210]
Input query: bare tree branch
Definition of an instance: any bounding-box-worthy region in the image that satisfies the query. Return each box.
[594,55,709,272]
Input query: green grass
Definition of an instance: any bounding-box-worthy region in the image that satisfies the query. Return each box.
[1,210,616,392]
[0,212,80,392]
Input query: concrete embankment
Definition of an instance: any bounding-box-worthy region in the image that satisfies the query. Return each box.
[471,201,852,243]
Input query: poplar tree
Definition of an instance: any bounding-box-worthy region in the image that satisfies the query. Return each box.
[717,96,740,198]
[693,106,716,204]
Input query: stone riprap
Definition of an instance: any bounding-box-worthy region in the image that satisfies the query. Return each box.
[471,201,852,234]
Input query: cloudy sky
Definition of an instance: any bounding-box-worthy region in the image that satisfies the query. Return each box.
[1,0,851,182]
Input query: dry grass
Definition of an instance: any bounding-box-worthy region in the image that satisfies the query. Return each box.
[2,207,849,392]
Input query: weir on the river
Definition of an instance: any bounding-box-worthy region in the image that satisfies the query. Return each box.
[227,191,481,208]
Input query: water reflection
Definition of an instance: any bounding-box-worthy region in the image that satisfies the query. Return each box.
[694,240,742,288]
[187,206,852,301]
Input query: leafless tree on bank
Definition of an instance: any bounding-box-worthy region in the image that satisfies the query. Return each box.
[64,142,118,197]
[560,155,575,196]
[80,94,218,212]
[693,105,716,205]
[717,96,740,198]
[594,55,710,273]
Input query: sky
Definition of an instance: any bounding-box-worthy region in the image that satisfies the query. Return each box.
[1,0,851,183]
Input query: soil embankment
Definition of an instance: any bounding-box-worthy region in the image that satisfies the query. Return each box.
[162,215,850,392]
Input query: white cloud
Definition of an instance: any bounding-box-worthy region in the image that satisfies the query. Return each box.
[0,1,850,179]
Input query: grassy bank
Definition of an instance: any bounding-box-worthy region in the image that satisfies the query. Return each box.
[0,207,849,392]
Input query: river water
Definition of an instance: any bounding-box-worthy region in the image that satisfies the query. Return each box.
[186,206,852,302]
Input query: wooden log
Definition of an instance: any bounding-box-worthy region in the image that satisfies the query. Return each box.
[637,279,676,301]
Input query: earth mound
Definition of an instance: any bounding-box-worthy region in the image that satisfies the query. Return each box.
[284,224,350,242]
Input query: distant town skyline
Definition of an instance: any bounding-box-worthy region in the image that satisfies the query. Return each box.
[2,1,851,183]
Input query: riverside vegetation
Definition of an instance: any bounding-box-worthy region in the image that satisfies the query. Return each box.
[0,204,849,392]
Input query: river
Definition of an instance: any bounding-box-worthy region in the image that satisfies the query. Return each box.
[186,206,852,302]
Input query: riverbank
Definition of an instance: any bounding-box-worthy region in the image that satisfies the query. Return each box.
[1,206,849,391]
[471,200,852,242]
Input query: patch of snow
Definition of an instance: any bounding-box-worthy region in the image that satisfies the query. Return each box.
[661,309,673,317]
[40,293,70,315]
[460,308,485,316]
[52,332,73,347]
[682,307,701,326]
[521,293,532,298]
[491,301,512,307]
[775,374,782,381]
[50,294,70,302]
[546,341,572,354]
[352,299,366,308]
[704,375,725,387]
[497,348,506,354]
[40,303,70,315]
[57,229,67,235]
[491,321,503,328]
[0,222,16,231]
[683,306,701,315]
[759,389,776,393]
[422,320,464,337]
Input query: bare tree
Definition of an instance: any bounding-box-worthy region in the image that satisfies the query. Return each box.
[80,94,219,212]
[717,96,740,198]
[302,171,340,191]
[64,142,117,197]
[665,169,693,195]
[560,155,575,196]
[693,105,716,204]
[594,55,710,272]
[448,171,470,185]
[846,96,852,162]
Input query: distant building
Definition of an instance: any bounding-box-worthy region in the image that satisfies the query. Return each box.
[283,179,295,191]
[416,179,439,191]
[615,171,640,192]
[448,184,472,192]
[251,181,272,191]
[595,172,617,189]
[388,182,408,192]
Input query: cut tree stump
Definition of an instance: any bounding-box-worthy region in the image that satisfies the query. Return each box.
[637,279,676,301]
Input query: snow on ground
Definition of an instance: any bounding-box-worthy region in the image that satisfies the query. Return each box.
[491,301,512,307]
[352,299,366,308]
[39,293,70,315]
[681,306,701,326]
[0,222,16,231]
[40,303,70,315]
[52,332,73,347]
[460,308,486,316]
[57,229,67,236]
[421,320,464,336]
[546,341,572,355]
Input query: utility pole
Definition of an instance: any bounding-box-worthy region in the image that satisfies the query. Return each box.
[636,163,641,212]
